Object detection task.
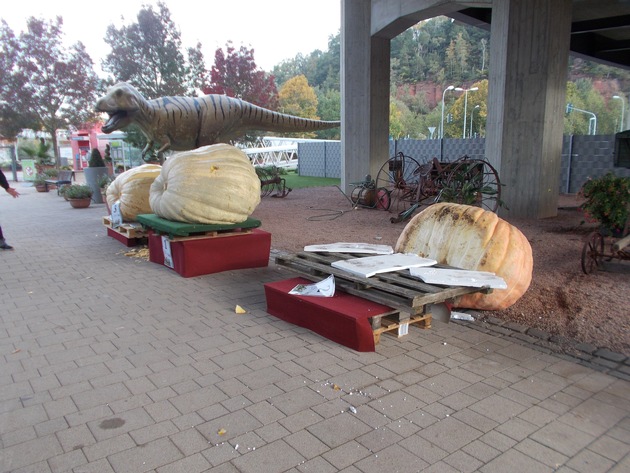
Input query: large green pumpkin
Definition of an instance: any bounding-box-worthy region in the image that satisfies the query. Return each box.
[149,144,261,224]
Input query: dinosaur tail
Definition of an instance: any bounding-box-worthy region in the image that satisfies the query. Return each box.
[227,96,340,132]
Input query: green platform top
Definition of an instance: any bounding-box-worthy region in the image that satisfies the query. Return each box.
[136,214,261,238]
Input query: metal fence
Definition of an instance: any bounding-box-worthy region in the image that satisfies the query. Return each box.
[299,134,630,193]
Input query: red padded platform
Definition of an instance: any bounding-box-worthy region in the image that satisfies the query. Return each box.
[264,277,395,352]
[148,229,271,278]
[107,227,144,247]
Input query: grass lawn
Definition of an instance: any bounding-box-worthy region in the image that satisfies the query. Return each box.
[282,171,340,189]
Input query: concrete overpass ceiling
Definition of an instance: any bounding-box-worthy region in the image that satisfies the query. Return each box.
[448,1,630,70]
[370,0,491,38]
[371,0,630,69]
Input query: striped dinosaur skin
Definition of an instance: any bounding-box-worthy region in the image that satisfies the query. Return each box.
[96,82,340,156]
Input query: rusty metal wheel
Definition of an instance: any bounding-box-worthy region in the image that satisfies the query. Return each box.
[375,152,422,212]
[375,187,391,210]
[581,231,604,274]
[439,157,502,212]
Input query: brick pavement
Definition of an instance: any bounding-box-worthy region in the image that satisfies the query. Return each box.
[0,179,629,473]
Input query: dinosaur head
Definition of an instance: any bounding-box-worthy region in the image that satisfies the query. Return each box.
[96,82,144,133]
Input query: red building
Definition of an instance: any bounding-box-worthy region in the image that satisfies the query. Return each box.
[70,123,103,170]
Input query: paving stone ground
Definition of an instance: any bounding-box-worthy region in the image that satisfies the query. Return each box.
[1,178,629,473]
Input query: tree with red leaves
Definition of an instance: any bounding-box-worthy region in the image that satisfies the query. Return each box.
[204,42,278,110]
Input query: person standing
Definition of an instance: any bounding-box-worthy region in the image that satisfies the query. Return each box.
[0,169,20,250]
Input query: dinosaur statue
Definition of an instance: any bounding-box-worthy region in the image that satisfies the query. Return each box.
[95,82,340,156]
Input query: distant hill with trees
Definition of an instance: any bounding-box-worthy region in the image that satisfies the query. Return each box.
[273,16,630,139]
[3,7,629,160]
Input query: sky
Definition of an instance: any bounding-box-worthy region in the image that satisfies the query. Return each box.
[1,0,341,73]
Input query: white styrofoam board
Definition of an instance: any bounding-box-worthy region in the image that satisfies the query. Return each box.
[331,253,437,278]
[409,267,507,289]
[304,242,394,254]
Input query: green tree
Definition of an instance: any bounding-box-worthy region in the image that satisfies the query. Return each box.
[0,17,100,166]
[444,80,488,138]
[316,88,341,139]
[102,2,205,97]
[389,101,406,139]
[454,32,469,77]
[273,33,340,92]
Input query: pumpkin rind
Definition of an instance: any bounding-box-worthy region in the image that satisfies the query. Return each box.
[106,164,162,221]
[395,203,533,310]
[149,144,261,224]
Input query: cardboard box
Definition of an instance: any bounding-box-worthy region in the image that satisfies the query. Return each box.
[148,229,271,277]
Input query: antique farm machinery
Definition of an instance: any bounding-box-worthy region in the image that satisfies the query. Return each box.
[255,166,292,198]
[581,219,630,274]
[366,153,502,222]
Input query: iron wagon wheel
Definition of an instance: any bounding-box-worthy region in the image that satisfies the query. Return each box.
[375,153,422,212]
[256,166,288,197]
[581,231,605,274]
[440,157,501,212]
[375,187,391,210]
[256,167,275,197]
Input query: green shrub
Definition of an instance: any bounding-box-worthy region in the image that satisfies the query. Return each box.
[64,184,93,199]
[89,148,106,167]
[579,172,630,234]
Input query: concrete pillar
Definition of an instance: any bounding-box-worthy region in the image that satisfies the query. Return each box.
[369,36,391,181]
[341,0,390,192]
[485,0,572,218]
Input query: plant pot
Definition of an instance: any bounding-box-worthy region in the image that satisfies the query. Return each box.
[84,167,109,204]
[35,184,49,192]
[68,197,92,208]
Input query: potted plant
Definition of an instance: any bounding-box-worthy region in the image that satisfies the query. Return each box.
[33,174,49,192]
[65,184,94,208]
[84,148,109,204]
[98,174,115,213]
[20,138,55,173]
[579,172,630,237]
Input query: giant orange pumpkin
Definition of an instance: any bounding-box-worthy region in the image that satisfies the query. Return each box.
[395,203,533,310]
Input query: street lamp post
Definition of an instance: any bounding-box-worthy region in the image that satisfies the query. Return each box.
[440,85,455,139]
[613,95,626,132]
[566,104,597,135]
[470,105,480,138]
[455,86,479,139]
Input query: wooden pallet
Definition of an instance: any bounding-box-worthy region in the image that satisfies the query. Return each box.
[165,228,254,242]
[372,313,432,344]
[275,251,491,318]
[103,216,146,239]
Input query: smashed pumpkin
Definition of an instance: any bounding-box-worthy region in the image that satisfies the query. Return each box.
[395,203,533,310]
[106,164,161,221]
[149,144,261,224]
